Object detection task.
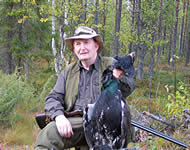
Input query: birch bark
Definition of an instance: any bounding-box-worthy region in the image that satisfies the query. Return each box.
[52,0,58,73]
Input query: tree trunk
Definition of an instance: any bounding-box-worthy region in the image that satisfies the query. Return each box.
[113,0,122,56]
[60,25,68,66]
[94,0,99,32]
[133,0,138,57]
[178,0,186,56]
[128,0,135,53]
[101,0,106,56]
[6,4,14,74]
[23,22,28,80]
[148,43,155,112]
[84,0,87,21]
[18,23,23,73]
[185,29,190,66]
[183,0,189,59]
[185,1,190,66]
[148,0,155,113]
[52,0,59,74]
[168,14,174,65]
[64,0,68,25]
[156,0,163,63]
[136,0,146,80]
[58,1,67,68]
[78,0,85,24]
[6,37,12,74]
[53,0,69,72]
[24,58,28,80]
[17,0,23,73]
[171,0,179,68]
[162,25,167,55]
[136,46,145,80]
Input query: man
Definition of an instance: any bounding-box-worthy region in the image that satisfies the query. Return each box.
[34,26,135,150]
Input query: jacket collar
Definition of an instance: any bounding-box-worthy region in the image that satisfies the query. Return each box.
[76,56,99,72]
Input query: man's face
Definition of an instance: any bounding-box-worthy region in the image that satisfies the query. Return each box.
[73,38,99,62]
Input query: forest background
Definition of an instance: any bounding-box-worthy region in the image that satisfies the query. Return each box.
[0,0,190,149]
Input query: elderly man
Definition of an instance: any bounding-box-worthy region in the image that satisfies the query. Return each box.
[34,26,135,150]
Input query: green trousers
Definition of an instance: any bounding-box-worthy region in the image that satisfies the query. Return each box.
[34,116,134,150]
[34,117,88,150]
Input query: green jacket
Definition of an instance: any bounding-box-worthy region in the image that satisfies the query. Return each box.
[64,56,113,111]
[45,55,135,120]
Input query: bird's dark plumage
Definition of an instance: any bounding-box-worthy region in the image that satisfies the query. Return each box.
[113,52,135,78]
[83,52,135,149]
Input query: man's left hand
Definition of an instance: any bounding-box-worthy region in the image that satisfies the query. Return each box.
[113,68,124,80]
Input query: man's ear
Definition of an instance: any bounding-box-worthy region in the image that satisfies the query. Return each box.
[95,43,99,52]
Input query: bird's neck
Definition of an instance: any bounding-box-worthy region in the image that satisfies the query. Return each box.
[105,80,119,93]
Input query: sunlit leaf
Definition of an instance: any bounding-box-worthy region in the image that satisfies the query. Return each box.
[32,0,36,5]
[40,18,48,22]
[18,18,23,23]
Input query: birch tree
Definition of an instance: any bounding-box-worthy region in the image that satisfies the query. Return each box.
[51,0,68,74]
[51,0,59,74]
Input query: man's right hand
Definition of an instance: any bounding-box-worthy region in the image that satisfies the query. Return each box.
[55,115,74,138]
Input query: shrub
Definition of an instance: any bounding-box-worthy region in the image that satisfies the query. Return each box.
[0,72,35,126]
[166,81,190,118]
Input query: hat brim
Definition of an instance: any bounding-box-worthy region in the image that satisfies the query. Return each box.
[65,34,104,51]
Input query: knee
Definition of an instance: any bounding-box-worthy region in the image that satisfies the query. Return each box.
[45,122,59,136]
[34,122,61,148]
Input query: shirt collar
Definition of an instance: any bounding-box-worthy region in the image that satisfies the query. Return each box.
[76,55,99,71]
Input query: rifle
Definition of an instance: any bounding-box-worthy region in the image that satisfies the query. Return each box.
[131,120,188,148]
[35,111,188,148]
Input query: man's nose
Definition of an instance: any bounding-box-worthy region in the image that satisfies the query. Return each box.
[80,43,85,49]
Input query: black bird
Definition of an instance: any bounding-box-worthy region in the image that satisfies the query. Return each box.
[83,52,135,150]
[113,52,135,78]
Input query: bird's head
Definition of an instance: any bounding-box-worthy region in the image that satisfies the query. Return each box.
[112,52,135,77]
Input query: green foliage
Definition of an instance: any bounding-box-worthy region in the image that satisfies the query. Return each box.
[166,81,190,118]
[0,72,35,126]
[0,0,52,74]
[40,74,56,102]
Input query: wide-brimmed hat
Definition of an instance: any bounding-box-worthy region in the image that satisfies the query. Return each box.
[64,26,104,50]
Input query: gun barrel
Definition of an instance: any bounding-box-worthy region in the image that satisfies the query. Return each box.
[131,120,188,148]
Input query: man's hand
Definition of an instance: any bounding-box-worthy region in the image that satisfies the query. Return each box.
[55,115,73,138]
[113,68,124,80]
